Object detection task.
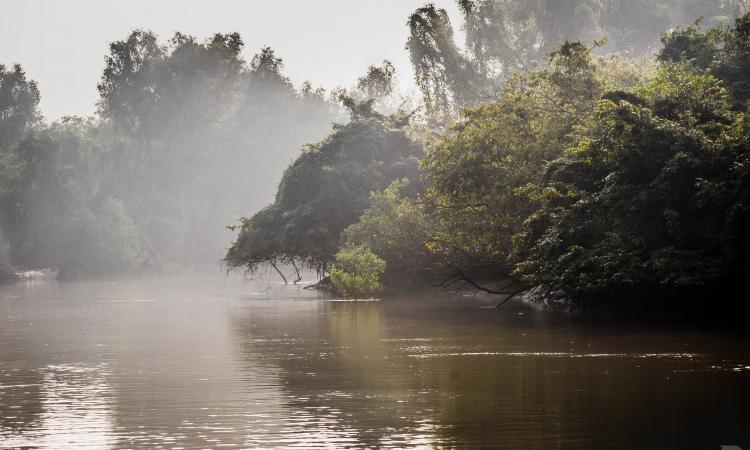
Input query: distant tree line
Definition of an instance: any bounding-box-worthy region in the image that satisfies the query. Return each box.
[3,0,750,314]
[1,31,341,279]
[408,0,748,122]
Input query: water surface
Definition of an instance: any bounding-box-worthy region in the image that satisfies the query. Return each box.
[1,276,749,449]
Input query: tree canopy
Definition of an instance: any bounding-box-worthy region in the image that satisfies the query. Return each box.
[340,11,750,312]
[4,4,750,318]
[407,0,748,120]
[225,103,423,275]
[1,31,341,278]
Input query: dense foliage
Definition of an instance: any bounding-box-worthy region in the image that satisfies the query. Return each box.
[343,42,649,290]
[339,11,750,312]
[330,246,386,299]
[4,1,750,317]
[95,32,341,270]
[0,32,340,278]
[408,0,748,120]
[514,66,749,307]
[421,42,608,272]
[510,16,750,307]
[659,12,750,107]
[341,179,438,285]
[224,104,423,275]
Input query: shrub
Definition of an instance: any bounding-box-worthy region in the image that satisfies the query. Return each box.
[330,246,386,299]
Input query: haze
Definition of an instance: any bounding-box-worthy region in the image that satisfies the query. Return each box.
[0,0,460,121]
[3,1,750,448]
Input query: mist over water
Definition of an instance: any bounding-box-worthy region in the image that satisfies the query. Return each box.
[1,276,749,449]
[3,1,750,448]
[1,0,747,279]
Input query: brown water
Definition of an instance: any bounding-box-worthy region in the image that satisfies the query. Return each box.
[1,276,749,449]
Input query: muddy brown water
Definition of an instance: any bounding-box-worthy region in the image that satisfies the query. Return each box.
[1,276,749,449]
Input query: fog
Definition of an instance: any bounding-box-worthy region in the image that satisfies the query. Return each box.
[0,0,461,121]
[3,2,750,448]
[1,0,747,281]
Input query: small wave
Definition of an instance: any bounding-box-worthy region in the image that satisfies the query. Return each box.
[98,299,156,303]
[318,298,381,302]
[710,364,750,373]
[408,351,698,359]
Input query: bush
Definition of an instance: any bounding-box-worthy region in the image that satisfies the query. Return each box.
[330,246,386,299]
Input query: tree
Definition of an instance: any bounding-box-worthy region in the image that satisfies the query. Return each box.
[513,65,749,309]
[357,60,396,100]
[225,102,423,276]
[421,42,608,280]
[659,12,750,107]
[96,31,341,270]
[407,4,489,121]
[330,246,386,299]
[0,114,147,277]
[0,230,13,280]
[341,179,440,285]
[407,0,744,121]
[0,64,40,151]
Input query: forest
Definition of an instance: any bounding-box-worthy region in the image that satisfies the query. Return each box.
[3,0,750,313]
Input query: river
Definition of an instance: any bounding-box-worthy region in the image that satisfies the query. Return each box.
[1,276,749,449]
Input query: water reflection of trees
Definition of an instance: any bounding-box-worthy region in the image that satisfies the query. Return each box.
[229,298,750,449]
[230,300,426,447]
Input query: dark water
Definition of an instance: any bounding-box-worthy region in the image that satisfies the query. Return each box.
[1,276,749,449]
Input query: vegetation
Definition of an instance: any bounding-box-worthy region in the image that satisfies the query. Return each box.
[509,14,750,308]
[224,101,423,276]
[514,66,749,308]
[94,32,341,270]
[341,9,750,312]
[341,179,437,285]
[658,11,750,107]
[3,1,750,317]
[330,246,386,299]
[221,4,750,314]
[0,230,13,281]
[1,32,340,278]
[407,0,747,120]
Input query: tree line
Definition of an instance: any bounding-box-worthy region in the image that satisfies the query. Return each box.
[3,1,749,315]
[1,32,342,279]
[227,2,750,313]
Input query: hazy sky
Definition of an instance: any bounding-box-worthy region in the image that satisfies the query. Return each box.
[0,0,461,121]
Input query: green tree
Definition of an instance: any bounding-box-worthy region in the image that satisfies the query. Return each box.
[330,245,386,299]
[659,12,750,107]
[407,0,743,121]
[0,64,40,151]
[225,102,423,276]
[97,31,341,270]
[342,179,442,285]
[421,42,608,279]
[1,63,41,277]
[514,65,749,309]
[0,230,13,280]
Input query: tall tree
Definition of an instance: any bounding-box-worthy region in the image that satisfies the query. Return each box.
[407,0,744,121]
[225,101,423,276]
[97,31,341,269]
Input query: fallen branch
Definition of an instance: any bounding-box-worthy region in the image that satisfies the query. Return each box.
[454,269,526,308]
[291,260,302,284]
[270,261,288,284]
[493,287,527,309]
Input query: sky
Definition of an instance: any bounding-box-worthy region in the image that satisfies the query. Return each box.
[0,0,461,121]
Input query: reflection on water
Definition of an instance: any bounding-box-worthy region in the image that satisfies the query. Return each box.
[1,276,749,449]
[1,363,114,449]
